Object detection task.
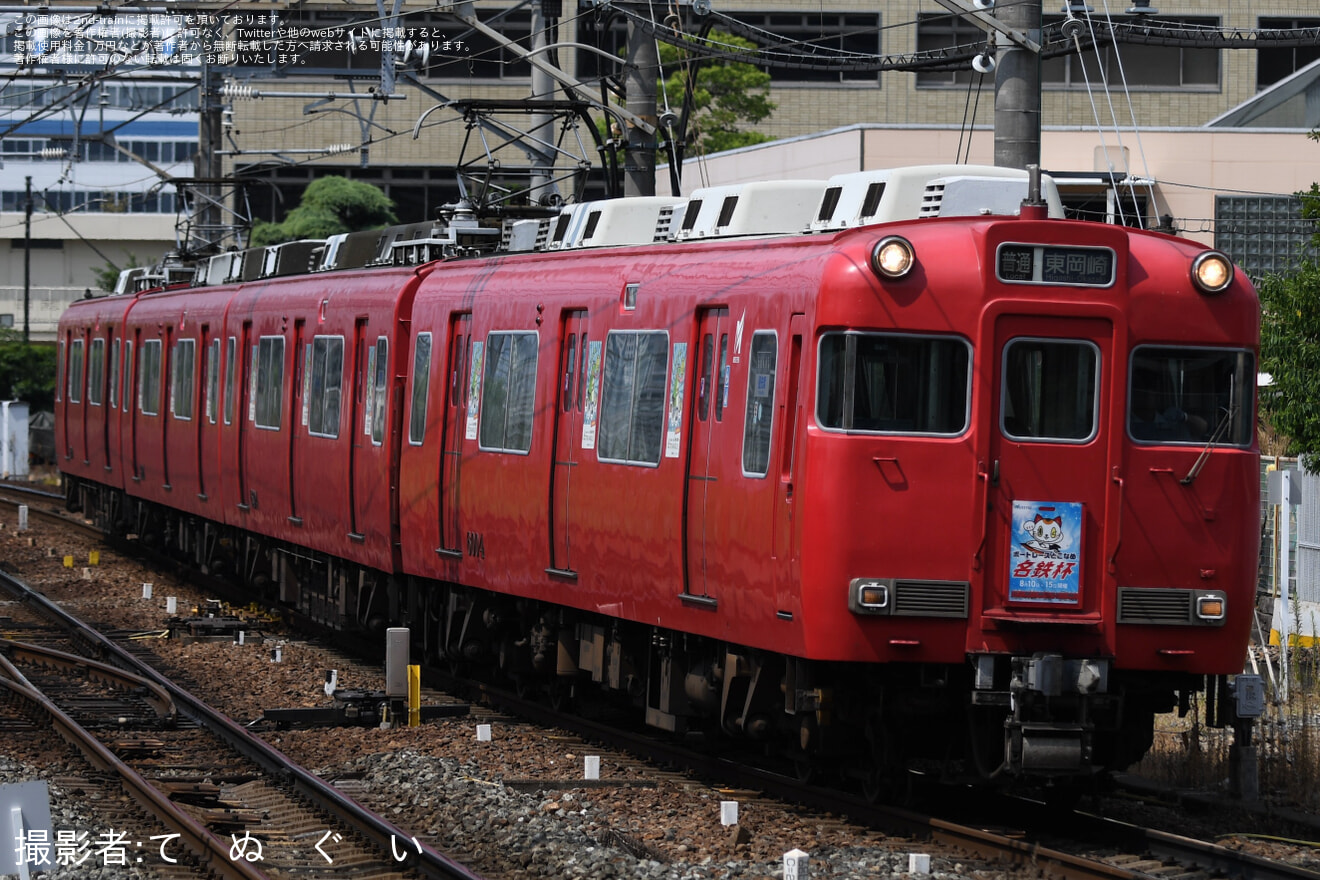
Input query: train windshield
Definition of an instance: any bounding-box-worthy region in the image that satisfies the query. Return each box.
[1128,347,1254,446]
[816,332,970,434]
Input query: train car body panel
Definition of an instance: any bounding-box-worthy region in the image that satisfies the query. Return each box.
[57,294,138,491]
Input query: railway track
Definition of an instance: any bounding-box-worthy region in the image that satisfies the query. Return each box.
[0,565,484,880]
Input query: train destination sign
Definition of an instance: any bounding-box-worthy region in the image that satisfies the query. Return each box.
[996,244,1115,287]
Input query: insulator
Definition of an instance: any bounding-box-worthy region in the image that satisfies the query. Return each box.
[324,144,356,155]
[38,148,67,159]
[220,83,254,100]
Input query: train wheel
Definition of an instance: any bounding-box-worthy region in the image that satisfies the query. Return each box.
[547,680,575,712]
[860,720,900,804]
[793,757,816,785]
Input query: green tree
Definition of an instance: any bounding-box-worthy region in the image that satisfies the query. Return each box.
[250,176,397,247]
[0,330,56,411]
[661,31,776,155]
[93,252,143,293]
[1259,131,1320,467]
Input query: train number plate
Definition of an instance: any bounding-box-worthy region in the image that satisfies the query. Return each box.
[996,244,1115,287]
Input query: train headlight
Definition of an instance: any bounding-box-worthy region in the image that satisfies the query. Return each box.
[849,578,891,615]
[1195,592,1226,622]
[870,236,914,279]
[1191,251,1233,294]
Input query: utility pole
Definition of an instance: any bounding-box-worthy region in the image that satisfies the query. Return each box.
[624,21,658,196]
[23,175,31,343]
[529,0,556,204]
[195,20,225,255]
[994,0,1042,169]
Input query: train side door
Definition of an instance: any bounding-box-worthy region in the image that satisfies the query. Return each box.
[236,322,252,510]
[288,318,305,524]
[983,315,1114,622]
[198,333,216,501]
[438,312,471,556]
[683,307,731,604]
[549,310,588,575]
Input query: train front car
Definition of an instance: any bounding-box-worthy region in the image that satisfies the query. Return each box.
[801,206,1259,789]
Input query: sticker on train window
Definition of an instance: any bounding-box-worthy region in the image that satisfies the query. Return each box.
[996,244,1115,287]
[1008,500,1082,604]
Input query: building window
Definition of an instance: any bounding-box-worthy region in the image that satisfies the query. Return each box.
[88,339,104,406]
[307,335,344,439]
[915,13,987,87]
[254,336,285,430]
[1215,194,1317,280]
[171,338,195,420]
[1041,16,1219,90]
[742,332,777,476]
[1258,18,1320,89]
[479,331,538,454]
[409,332,432,445]
[0,314,12,328]
[140,339,162,416]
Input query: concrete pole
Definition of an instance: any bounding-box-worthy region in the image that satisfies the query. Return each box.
[994,0,1042,170]
[624,21,658,197]
[23,175,31,342]
[529,4,555,204]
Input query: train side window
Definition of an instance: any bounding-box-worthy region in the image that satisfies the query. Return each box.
[223,337,236,425]
[562,333,577,414]
[109,339,120,409]
[68,339,85,404]
[254,336,285,431]
[1001,339,1098,442]
[716,333,730,422]
[697,333,713,421]
[409,333,432,445]
[171,338,196,420]
[816,333,971,434]
[370,336,388,445]
[1129,346,1254,447]
[479,330,539,454]
[742,332,777,477]
[206,339,220,424]
[598,330,668,466]
[88,339,105,406]
[122,341,132,411]
[308,336,344,438]
[575,333,589,412]
[139,339,162,416]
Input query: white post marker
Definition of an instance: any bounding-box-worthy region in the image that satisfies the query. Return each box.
[720,801,738,826]
[16,504,27,531]
[584,755,600,780]
[271,645,283,663]
[476,724,492,742]
[81,567,91,579]
[142,582,153,599]
[783,849,810,880]
[166,596,177,614]
[235,631,245,646]
[908,853,931,875]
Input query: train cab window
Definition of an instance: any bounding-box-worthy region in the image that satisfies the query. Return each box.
[409,333,432,445]
[816,332,971,434]
[109,340,121,409]
[1001,339,1098,442]
[742,332,777,476]
[1129,347,1254,447]
[308,336,344,438]
[206,339,220,424]
[479,330,539,454]
[88,339,104,406]
[598,330,668,466]
[223,337,236,425]
[140,339,162,416]
[171,339,196,420]
[254,336,285,430]
[370,337,388,445]
[68,339,85,404]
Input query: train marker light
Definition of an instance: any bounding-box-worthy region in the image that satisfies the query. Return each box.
[1196,593,1226,621]
[849,578,890,614]
[1191,252,1233,294]
[870,236,914,279]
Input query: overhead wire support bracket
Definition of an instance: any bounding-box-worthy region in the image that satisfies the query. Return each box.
[928,0,1042,54]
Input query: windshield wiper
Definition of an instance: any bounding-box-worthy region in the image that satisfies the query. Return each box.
[1180,404,1237,485]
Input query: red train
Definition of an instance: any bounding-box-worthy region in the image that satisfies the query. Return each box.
[57,165,1261,794]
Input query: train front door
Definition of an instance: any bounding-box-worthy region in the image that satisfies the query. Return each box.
[983,314,1115,623]
[437,312,471,556]
[549,310,588,575]
[684,307,731,605]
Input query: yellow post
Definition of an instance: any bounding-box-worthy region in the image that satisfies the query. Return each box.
[408,664,420,728]
[88,550,99,566]
[62,555,73,568]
